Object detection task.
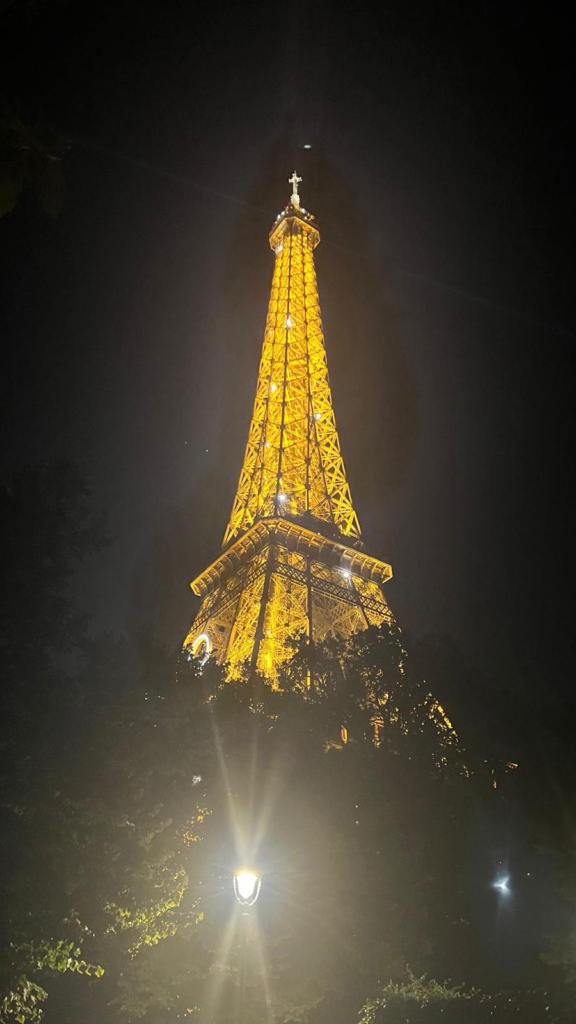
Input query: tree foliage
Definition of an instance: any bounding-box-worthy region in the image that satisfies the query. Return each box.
[359,971,575,1023]
[532,704,576,983]
[0,463,107,1022]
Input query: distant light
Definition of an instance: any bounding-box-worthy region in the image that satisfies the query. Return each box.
[270,384,277,392]
[303,143,312,149]
[286,316,293,328]
[275,245,283,253]
[278,493,287,501]
[314,412,322,420]
[341,569,351,580]
[493,876,510,893]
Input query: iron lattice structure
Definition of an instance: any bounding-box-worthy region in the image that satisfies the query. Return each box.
[223,205,360,546]
[183,185,394,679]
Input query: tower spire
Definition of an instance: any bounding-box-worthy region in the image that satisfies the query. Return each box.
[183,181,393,678]
[288,170,302,208]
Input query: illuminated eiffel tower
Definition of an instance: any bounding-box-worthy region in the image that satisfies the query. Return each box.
[184,173,394,679]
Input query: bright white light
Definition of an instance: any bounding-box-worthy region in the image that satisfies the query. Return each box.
[270,384,277,392]
[314,412,322,420]
[233,869,262,906]
[278,493,287,501]
[235,871,258,900]
[303,143,312,149]
[275,245,283,253]
[191,633,211,666]
[286,316,293,328]
[493,877,510,893]
[341,570,351,579]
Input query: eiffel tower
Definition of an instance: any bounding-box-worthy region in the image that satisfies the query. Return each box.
[183,174,394,679]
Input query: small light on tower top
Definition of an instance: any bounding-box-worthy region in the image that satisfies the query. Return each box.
[289,170,302,208]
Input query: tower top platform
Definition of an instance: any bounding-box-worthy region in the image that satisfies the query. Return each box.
[269,203,320,250]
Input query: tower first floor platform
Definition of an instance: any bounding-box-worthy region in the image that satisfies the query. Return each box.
[183,518,393,680]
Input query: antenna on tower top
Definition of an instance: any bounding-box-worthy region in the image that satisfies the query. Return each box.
[289,170,302,208]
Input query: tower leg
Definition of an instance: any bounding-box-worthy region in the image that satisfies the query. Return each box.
[249,542,275,678]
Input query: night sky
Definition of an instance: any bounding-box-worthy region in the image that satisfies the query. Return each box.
[0,1,573,713]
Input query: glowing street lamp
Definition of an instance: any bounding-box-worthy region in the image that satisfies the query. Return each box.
[233,869,262,907]
[234,870,261,1023]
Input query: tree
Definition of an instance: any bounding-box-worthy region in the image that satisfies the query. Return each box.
[359,971,576,1023]
[0,462,107,1022]
[32,625,488,1021]
[0,461,107,763]
[532,703,576,984]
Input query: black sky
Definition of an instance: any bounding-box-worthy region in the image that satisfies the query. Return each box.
[0,0,573,709]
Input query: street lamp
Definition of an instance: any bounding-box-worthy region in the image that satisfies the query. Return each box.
[233,870,261,1023]
[233,869,261,907]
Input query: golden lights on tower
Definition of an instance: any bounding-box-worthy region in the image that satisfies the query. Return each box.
[183,175,394,678]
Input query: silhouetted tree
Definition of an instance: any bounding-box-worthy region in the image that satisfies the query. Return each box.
[359,971,575,1023]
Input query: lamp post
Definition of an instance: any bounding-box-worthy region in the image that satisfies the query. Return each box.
[233,869,261,1023]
